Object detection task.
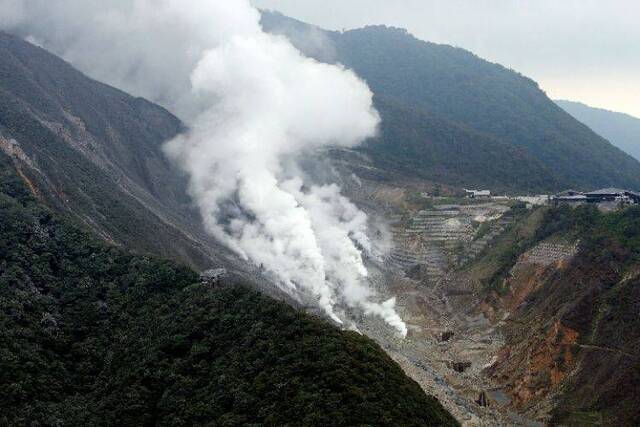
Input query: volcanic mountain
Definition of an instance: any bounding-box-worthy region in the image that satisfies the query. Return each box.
[262,11,640,193]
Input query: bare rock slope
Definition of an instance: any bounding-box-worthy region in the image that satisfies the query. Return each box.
[0,31,233,270]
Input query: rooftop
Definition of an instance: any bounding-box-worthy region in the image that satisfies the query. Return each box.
[585,188,628,195]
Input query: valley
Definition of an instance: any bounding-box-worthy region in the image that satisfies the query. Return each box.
[333,161,640,425]
[339,175,534,425]
[2,5,639,425]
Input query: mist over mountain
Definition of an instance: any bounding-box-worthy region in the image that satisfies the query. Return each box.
[0,1,410,332]
[0,23,460,425]
[2,3,640,426]
[0,31,234,270]
[262,11,640,192]
[557,99,640,162]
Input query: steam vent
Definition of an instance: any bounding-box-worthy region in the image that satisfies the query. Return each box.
[2,2,640,426]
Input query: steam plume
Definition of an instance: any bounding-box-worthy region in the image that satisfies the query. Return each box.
[0,0,407,336]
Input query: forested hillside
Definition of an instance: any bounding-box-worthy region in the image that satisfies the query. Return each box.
[368,97,557,191]
[0,152,458,426]
[262,12,640,192]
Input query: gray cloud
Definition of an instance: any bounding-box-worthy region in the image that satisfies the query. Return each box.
[252,0,640,117]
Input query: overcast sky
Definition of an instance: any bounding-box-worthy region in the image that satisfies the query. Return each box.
[253,0,640,118]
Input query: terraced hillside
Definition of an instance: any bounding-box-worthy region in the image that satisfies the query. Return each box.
[388,202,514,283]
[333,166,640,425]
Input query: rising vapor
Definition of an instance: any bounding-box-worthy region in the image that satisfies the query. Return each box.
[0,0,407,336]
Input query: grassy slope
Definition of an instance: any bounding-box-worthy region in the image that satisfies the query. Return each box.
[463,204,547,293]
[0,153,458,426]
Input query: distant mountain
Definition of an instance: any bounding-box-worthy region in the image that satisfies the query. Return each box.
[0,152,457,426]
[0,31,236,271]
[262,12,640,192]
[556,100,640,161]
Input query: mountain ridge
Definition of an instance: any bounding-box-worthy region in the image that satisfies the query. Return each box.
[262,11,640,192]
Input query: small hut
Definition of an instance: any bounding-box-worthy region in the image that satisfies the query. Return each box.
[200,268,227,285]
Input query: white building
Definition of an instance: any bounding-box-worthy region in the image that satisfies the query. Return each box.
[464,189,491,199]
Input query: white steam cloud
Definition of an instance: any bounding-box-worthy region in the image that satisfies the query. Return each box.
[0,0,407,336]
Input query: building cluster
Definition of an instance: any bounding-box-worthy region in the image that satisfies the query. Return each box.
[552,188,640,206]
[464,189,550,207]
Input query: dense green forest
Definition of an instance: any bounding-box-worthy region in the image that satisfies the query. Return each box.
[0,153,457,426]
[333,26,640,191]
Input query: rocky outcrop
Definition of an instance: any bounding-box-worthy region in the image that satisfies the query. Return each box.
[483,232,640,425]
[488,320,579,408]
[476,392,488,407]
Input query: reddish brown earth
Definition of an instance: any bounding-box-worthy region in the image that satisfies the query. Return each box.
[481,239,640,425]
